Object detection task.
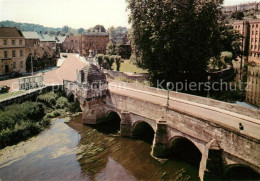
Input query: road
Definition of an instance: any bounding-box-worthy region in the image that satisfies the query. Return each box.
[0,54,87,91]
[109,84,260,140]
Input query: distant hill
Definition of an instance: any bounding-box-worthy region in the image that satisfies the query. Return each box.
[0,20,62,33]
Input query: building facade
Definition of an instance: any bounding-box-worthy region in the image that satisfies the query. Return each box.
[61,32,109,57]
[81,32,109,56]
[234,20,260,65]
[0,27,26,75]
[62,35,81,53]
[222,2,260,13]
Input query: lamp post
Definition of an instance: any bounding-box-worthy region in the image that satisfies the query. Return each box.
[166,82,171,108]
[207,76,211,98]
[31,53,34,76]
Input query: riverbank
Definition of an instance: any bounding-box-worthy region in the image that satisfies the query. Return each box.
[0,91,80,149]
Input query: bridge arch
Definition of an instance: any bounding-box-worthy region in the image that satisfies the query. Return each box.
[224,164,260,180]
[104,111,122,131]
[132,121,155,144]
[67,92,75,102]
[168,136,202,167]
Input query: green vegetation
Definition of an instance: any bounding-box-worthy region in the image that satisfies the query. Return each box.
[0,91,79,149]
[126,0,240,87]
[112,60,147,73]
[0,91,26,101]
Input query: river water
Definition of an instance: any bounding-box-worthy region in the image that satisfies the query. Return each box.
[0,115,199,181]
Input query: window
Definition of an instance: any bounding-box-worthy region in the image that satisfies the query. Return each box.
[3,40,7,45]
[12,40,15,45]
[251,45,253,49]
[256,31,258,35]
[19,40,22,45]
[255,45,257,49]
[13,62,16,69]
[256,38,258,42]
[252,38,254,42]
[257,24,258,28]
[252,31,254,35]
[4,51,8,58]
[20,50,23,57]
[12,50,16,57]
[20,61,23,68]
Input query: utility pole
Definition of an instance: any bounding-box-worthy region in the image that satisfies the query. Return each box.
[31,53,33,76]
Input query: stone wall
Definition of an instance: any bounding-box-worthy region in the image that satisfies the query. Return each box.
[0,85,62,108]
[104,70,149,82]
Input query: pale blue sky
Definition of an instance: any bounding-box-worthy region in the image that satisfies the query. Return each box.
[0,0,259,29]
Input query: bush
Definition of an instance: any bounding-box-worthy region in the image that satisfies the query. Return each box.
[37,92,58,107]
[56,97,69,109]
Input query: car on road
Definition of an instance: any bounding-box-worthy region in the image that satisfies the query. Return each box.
[0,86,10,94]
[9,71,22,78]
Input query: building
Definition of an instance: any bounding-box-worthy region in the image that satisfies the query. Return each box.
[62,35,81,53]
[61,31,109,57]
[246,66,260,107]
[22,31,57,72]
[222,2,260,13]
[233,19,260,64]
[81,32,109,56]
[0,27,26,75]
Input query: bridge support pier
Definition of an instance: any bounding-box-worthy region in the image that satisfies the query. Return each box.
[199,140,223,181]
[152,118,169,158]
[82,99,106,125]
[120,111,132,137]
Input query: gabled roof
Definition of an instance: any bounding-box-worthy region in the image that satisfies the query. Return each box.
[22,31,39,40]
[56,35,67,43]
[0,27,24,38]
[38,33,56,42]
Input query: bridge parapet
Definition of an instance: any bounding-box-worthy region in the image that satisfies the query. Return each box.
[109,80,260,120]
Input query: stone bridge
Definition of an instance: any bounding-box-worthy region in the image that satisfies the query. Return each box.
[63,60,260,180]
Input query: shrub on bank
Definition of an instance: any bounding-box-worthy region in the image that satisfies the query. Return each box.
[37,91,58,107]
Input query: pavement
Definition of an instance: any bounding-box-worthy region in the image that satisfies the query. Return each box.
[0,54,87,91]
[109,83,260,140]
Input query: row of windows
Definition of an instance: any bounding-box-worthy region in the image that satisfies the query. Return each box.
[12,61,24,69]
[3,50,23,58]
[250,52,260,58]
[2,39,23,46]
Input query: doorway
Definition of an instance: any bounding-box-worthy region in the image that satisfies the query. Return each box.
[5,64,9,75]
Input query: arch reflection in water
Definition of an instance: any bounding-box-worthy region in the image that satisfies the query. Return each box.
[225,164,260,180]
[246,65,260,107]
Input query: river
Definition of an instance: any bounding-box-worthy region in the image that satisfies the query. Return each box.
[0,115,199,181]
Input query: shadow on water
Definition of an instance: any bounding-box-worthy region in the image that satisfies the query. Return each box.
[68,115,200,181]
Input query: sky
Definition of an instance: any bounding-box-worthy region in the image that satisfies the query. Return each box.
[0,0,259,29]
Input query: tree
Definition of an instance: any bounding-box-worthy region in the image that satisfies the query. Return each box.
[219,24,243,61]
[96,54,104,68]
[127,0,223,87]
[78,28,84,34]
[109,26,117,42]
[93,25,106,32]
[106,42,117,55]
[108,56,115,70]
[61,26,70,33]
[103,55,110,69]
[231,11,244,20]
[115,56,122,71]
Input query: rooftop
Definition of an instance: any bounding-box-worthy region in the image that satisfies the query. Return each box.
[38,33,56,42]
[22,31,39,39]
[0,27,24,38]
[83,32,109,36]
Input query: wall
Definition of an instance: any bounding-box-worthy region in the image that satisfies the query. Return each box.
[104,70,149,82]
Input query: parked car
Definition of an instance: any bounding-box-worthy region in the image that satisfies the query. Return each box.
[9,72,22,78]
[0,86,10,94]
[62,54,68,58]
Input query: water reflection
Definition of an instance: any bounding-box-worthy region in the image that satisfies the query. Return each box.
[246,65,260,107]
[0,116,199,181]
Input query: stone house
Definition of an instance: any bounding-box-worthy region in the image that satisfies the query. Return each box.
[0,27,26,75]
[62,35,81,53]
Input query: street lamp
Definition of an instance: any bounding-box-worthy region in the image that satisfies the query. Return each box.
[166,82,171,108]
[207,76,211,98]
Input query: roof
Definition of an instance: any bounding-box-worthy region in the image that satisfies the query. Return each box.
[0,27,24,38]
[22,31,39,40]
[56,35,67,43]
[83,32,109,36]
[38,33,56,42]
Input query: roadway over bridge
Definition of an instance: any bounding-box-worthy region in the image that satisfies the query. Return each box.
[64,56,260,181]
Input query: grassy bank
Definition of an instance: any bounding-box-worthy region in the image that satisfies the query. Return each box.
[0,91,26,101]
[112,60,148,73]
[0,91,80,149]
